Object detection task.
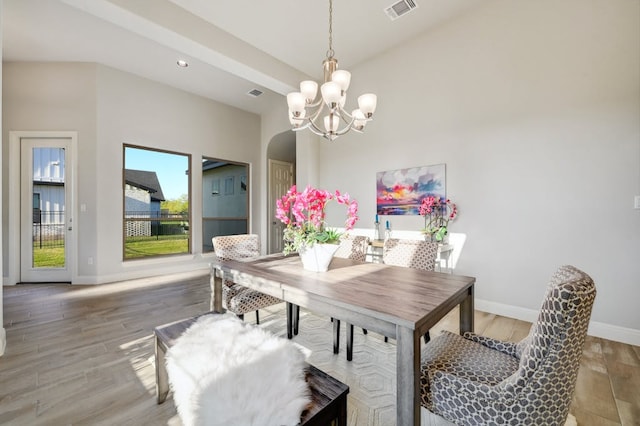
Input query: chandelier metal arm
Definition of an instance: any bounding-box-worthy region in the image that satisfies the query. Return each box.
[307,101,327,123]
[291,102,365,139]
[305,98,324,109]
[307,120,330,137]
[335,119,356,135]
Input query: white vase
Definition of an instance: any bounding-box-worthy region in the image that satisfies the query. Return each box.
[298,243,339,272]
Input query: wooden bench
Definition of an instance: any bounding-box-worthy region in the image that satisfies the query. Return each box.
[154,314,349,425]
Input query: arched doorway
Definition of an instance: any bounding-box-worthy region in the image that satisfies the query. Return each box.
[266,131,295,253]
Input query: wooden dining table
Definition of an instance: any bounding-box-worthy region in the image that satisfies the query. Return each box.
[210,254,475,426]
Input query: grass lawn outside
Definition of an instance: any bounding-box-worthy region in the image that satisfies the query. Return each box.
[125,235,189,259]
[32,235,190,264]
[33,246,65,268]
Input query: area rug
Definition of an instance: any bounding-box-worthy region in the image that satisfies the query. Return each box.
[253,305,580,426]
[165,313,310,426]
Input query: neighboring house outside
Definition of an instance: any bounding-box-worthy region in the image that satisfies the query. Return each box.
[202,161,248,251]
[32,148,66,246]
[124,169,166,237]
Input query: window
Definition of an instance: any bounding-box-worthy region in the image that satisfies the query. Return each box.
[224,176,234,195]
[123,145,191,259]
[33,193,41,224]
[202,158,249,252]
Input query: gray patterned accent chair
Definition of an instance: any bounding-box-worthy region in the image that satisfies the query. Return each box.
[420,265,596,425]
[212,235,289,333]
[332,234,370,357]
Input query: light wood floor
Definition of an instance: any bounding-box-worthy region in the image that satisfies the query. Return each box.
[1,271,638,425]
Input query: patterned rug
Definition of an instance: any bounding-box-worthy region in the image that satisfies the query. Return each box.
[253,304,577,426]
[256,304,399,425]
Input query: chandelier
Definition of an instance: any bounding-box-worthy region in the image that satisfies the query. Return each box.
[286,0,377,141]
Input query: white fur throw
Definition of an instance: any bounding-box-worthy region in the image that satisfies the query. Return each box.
[166,314,310,426]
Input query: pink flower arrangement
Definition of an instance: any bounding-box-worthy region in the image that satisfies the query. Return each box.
[419,196,458,242]
[276,185,359,254]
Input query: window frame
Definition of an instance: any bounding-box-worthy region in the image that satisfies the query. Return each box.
[201,157,250,253]
[122,143,192,261]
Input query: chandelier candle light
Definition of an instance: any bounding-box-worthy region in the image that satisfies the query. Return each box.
[286,0,377,141]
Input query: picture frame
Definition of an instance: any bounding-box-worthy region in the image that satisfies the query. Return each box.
[376,164,446,215]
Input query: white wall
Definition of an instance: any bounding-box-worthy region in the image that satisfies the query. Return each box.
[2,62,97,281]
[315,0,640,343]
[93,65,261,282]
[2,62,262,284]
[0,0,6,356]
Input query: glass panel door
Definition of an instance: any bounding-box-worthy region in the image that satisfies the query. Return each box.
[20,138,72,282]
[31,147,66,267]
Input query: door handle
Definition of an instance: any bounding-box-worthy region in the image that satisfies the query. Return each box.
[68,227,72,231]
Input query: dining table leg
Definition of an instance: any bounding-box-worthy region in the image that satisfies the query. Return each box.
[396,325,421,426]
[459,284,475,334]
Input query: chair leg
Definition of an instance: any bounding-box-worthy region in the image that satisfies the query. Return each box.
[424,330,430,343]
[346,323,354,361]
[384,336,388,343]
[333,319,341,354]
[286,303,294,339]
[294,305,300,336]
[363,329,368,335]
[255,310,260,324]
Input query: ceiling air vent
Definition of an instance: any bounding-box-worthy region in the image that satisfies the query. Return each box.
[384,0,418,21]
[247,88,263,97]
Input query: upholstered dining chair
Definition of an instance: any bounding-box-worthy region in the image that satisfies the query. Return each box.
[382,238,439,342]
[212,234,292,336]
[333,234,370,262]
[420,265,596,426]
[382,238,439,272]
[339,238,439,361]
[331,234,370,356]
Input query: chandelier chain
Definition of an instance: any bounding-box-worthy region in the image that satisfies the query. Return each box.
[327,0,334,58]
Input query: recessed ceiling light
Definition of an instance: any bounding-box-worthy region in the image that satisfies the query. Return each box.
[177,59,189,68]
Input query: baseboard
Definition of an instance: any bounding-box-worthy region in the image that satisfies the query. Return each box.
[475,299,539,323]
[586,321,640,347]
[3,265,209,285]
[0,328,6,356]
[3,263,209,286]
[476,298,640,347]
[76,265,210,285]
